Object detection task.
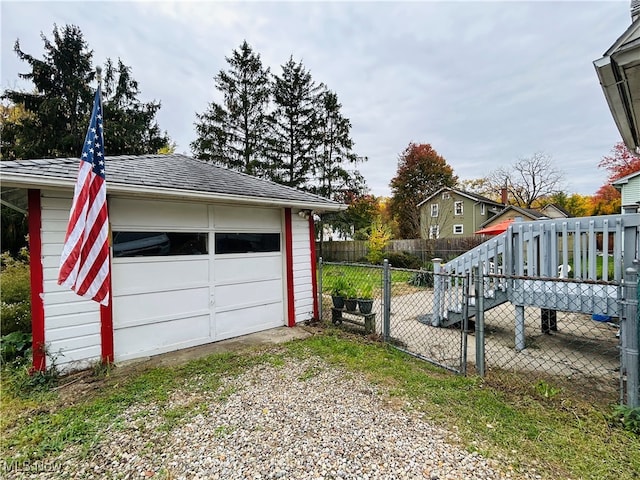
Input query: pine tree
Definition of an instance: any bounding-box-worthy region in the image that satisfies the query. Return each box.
[2,24,94,159]
[191,41,271,176]
[313,88,361,199]
[1,24,171,160]
[101,58,171,155]
[267,57,322,189]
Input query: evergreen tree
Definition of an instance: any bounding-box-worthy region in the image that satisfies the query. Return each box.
[1,24,171,160]
[101,58,171,155]
[191,41,271,176]
[313,88,361,199]
[267,56,322,189]
[2,24,94,159]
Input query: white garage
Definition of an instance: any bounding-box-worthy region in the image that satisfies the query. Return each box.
[0,154,341,372]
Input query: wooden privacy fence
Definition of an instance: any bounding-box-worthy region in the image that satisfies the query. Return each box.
[316,237,487,263]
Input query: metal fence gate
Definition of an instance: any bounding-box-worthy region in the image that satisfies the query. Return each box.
[319,260,468,374]
[318,259,639,407]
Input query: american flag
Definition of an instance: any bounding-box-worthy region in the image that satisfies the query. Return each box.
[58,86,111,306]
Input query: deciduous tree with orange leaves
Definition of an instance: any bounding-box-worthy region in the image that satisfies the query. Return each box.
[389,143,457,239]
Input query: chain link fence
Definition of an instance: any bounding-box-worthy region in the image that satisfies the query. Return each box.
[477,276,621,403]
[318,259,639,406]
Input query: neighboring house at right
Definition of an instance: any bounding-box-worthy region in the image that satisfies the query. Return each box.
[417,187,503,239]
[612,169,640,213]
[476,203,570,234]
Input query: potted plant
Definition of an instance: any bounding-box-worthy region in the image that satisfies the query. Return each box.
[344,284,358,312]
[357,284,374,314]
[330,277,348,309]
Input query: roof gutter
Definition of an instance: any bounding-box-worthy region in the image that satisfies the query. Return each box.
[0,172,346,212]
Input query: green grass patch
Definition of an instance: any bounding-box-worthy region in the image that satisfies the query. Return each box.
[2,333,638,479]
[321,263,415,297]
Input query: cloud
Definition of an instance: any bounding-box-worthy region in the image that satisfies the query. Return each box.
[1,0,631,197]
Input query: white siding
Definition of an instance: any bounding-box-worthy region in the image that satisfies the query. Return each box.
[621,176,640,207]
[291,211,314,323]
[40,190,101,372]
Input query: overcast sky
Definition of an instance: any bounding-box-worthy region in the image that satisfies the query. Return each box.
[0,1,632,197]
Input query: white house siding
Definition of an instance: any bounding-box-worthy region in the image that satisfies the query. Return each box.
[621,176,640,208]
[40,190,101,371]
[109,197,212,362]
[212,205,284,340]
[291,212,315,323]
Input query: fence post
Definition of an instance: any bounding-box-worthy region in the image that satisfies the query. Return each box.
[383,259,391,342]
[318,257,323,324]
[432,258,443,327]
[622,265,639,407]
[474,265,485,377]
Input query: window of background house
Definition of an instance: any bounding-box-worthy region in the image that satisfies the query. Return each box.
[480,203,486,215]
[429,225,440,239]
[442,192,450,200]
[453,224,464,235]
[431,203,439,217]
[454,201,464,215]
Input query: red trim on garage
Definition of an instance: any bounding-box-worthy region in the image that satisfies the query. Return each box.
[100,282,114,364]
[28,189,46,372]
[308,216,319,320]
[285,208,296,327]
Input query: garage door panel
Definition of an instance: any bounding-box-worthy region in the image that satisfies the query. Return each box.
[113,287,209,328]
[112,258,209,295]
[215,303,283,340]
[214,255,281,283]
[114,314,211,362]
[110,198,208,229]
[215,278,282,310]
[214,205,281,229]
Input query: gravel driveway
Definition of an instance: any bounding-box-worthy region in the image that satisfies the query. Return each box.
[21,357,540,480]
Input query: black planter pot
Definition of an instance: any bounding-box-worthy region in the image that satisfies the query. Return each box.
[331,295,345,309]
[358,299,373,314]
[345,298,358,312]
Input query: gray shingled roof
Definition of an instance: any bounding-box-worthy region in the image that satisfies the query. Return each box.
[0,154,342,210]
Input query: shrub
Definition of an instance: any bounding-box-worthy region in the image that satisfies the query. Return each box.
[0,331,32,364]
[408,270,433,288]
[385,251,422,269]
[612,405,640,435]
[366,222,392,265]
[1,250,31,335]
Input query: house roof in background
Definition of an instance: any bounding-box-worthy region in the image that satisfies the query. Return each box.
[417,187,504,208]
[477,205,546,229]
[0,154,343,211]
[611,169,640,189]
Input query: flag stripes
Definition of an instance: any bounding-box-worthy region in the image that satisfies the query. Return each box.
[58,86,111,306]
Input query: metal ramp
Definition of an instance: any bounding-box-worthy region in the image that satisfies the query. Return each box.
[431,213,640,325]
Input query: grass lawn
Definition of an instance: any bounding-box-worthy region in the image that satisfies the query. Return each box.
[321,263,417,297]
[1,330,639,479]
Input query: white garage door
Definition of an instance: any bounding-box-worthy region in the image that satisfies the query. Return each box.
[110,198,213,362]
[110,199,284,362]
[212,205,284,340]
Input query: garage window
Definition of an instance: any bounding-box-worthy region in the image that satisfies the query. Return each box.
[215,233,280,254]
[113,232,208,257]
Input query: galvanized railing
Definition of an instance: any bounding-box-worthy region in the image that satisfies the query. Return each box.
[432,213,640,325]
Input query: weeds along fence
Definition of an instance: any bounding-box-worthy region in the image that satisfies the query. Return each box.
[318,259,639,407]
